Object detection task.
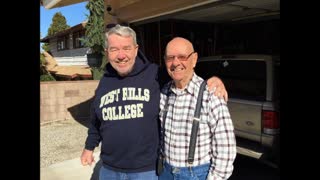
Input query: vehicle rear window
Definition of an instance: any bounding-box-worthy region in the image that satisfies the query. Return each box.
[195,60,266,101]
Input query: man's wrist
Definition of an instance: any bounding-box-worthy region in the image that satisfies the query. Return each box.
[84,145,95,151]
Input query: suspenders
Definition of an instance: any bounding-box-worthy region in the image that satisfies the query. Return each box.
[161,80,207,166]
[188,80,207,165]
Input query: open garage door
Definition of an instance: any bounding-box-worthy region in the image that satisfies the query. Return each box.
[128,0,279,66]
[131,0,279,25]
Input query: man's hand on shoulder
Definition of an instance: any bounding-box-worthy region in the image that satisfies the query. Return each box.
[207,76,228,102]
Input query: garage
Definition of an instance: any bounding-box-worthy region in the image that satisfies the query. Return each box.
[126,1,280,165]
[125,0,280,66]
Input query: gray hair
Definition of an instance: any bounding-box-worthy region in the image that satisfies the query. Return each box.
[105,24,137,48]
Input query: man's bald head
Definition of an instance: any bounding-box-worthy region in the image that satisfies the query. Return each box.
[165,37,194,54]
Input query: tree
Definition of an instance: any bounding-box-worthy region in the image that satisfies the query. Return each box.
[47,12,70,36]
[43,12,70,53]
[82,0,105,53]
[42,43,50,52]
[81,0,106,80]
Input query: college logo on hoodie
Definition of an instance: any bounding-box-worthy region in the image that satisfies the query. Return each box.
[99,87,150,121]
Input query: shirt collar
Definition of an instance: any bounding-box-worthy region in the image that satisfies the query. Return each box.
[169,73,201,96]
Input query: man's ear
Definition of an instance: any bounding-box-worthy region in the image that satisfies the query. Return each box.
[193,52,198,68]
[134,45,139,56]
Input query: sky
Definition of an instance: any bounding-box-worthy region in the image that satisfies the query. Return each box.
[40,2,89,38]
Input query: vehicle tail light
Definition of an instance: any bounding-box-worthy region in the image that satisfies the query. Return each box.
[262,110,279,134]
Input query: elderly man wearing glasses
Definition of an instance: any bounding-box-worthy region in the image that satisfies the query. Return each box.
[159,37,237,180]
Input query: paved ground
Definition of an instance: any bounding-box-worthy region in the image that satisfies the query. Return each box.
[41,151,102,180]
[41,119,102,180]
[40,120,89,168]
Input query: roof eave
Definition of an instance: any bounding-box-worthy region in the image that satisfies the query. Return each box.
[41,0,88,9]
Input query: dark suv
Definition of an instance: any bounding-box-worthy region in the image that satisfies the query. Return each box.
[195,54,280,167]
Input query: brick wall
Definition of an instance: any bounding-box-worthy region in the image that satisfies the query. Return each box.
[40,80,99,124]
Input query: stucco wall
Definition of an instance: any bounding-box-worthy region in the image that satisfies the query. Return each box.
[40,80,99,124]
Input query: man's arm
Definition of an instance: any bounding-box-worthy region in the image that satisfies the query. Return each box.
[81,102,101,166]
[207,76,228,102]
[207,99,237,180]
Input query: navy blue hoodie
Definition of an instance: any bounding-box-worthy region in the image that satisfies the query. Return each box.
[85,50,160,173]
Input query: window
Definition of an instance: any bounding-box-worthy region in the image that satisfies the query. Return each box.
[73,30,85,48]
[57,35,69,51]
[195,60,267,101]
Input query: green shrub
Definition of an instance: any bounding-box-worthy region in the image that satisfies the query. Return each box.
[40,74,56,81]
[40,53,46,65]
[91,67,104,80]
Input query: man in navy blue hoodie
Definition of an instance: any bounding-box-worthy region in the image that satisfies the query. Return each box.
[80,25,227,180]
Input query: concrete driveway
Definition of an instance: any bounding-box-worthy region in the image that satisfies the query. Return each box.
[41,151,101,180]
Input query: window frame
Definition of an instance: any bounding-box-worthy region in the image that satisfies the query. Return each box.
[57,35,69,51]
[73,30,86,49]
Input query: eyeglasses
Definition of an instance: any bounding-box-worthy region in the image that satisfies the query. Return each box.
[164,52,195,62]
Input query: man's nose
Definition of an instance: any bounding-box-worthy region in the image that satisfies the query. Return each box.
[117,50,126,59]
[172,56,180,65]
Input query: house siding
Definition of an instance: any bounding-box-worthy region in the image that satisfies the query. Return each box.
[48,34,91,66]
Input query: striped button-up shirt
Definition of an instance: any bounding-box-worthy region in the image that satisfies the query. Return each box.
[159,73,237,180]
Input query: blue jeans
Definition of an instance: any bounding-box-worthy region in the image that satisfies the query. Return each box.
[99,165,158,180]
[159,162,210,180]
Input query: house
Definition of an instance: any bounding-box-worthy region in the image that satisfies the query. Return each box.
[40,21,104,80]
[41,21,95,66]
